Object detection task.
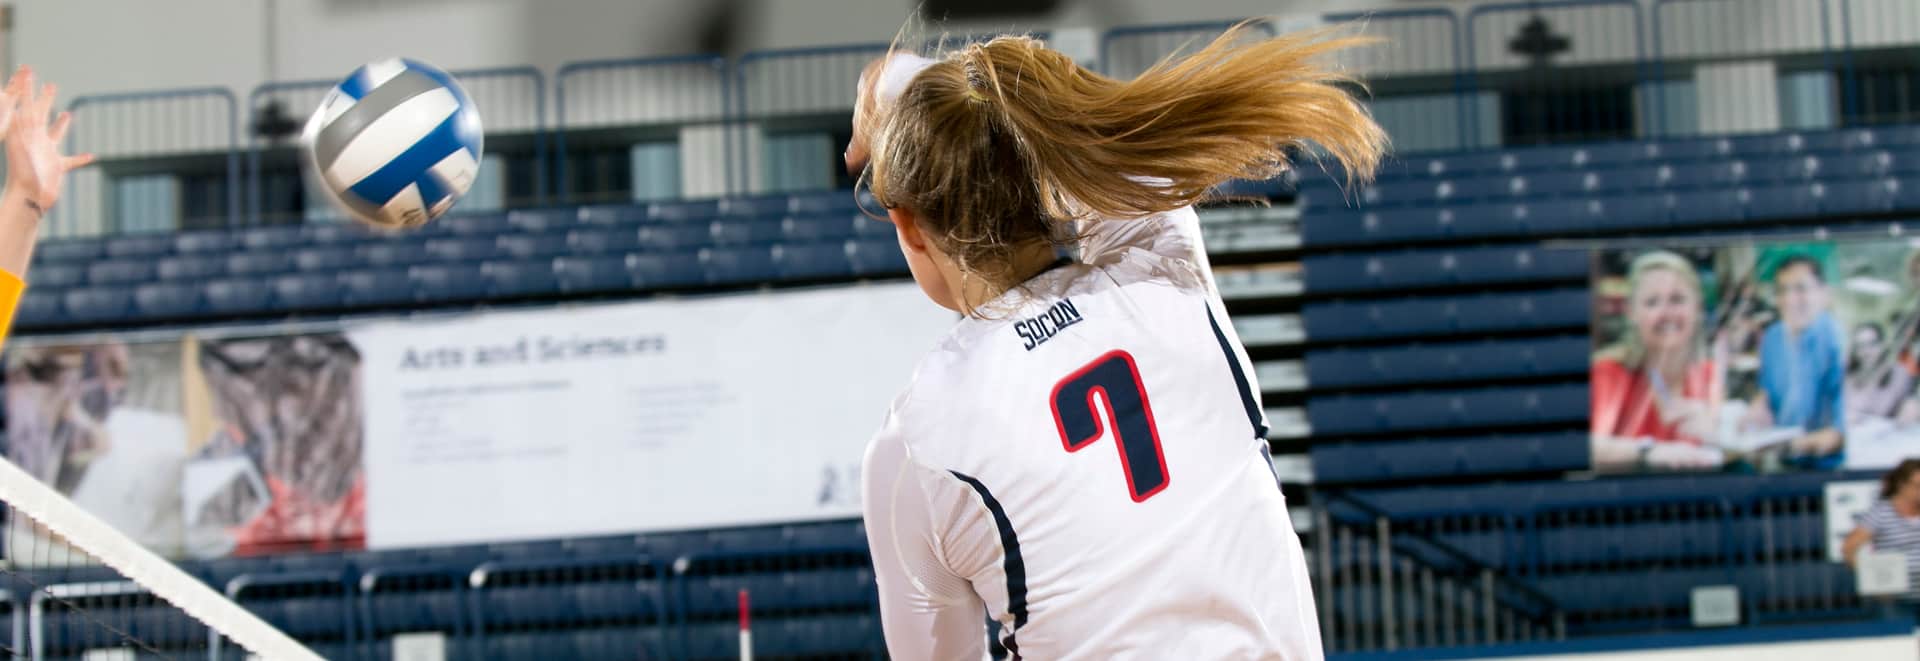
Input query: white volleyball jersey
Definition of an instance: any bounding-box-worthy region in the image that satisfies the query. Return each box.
[861,207,1321,660]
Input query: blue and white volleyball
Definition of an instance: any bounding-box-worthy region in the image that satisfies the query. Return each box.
[301,58,483,230]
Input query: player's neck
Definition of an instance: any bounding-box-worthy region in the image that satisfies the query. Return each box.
[943,242,1068,315]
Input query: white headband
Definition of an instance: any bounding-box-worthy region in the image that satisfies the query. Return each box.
[874,52,937,107]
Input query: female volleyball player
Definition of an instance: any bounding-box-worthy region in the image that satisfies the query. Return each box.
[851,24,1385,659]
[0,66,95,348]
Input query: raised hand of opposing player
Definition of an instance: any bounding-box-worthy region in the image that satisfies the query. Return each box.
[5,67,94,214]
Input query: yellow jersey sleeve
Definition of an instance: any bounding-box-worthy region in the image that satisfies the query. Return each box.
[0,268,23,350]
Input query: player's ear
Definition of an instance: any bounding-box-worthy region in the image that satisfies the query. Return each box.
[887,207,932,255]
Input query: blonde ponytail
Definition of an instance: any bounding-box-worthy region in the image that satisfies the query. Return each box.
[868,21,1387,288]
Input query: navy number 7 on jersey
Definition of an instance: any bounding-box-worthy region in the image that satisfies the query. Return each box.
[1050,350,1169,502]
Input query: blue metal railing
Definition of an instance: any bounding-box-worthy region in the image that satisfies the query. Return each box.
[554,54,727,202]
[43,5,1918,237]
[1464,0,1649,146]
[63,87,239,236]
[1326,8,1472,153]
[732,43,890,195]
[1099,19,1276,80]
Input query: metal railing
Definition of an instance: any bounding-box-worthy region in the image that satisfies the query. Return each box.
[1314,491,1566,654]
[43,3,1920,237]
[60,87,239,238]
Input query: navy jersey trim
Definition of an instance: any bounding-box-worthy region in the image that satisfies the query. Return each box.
[1207,302,1270,439]
[949,470,1028,656]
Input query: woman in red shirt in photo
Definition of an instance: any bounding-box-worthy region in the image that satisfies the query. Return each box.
[1592,250,1728,472]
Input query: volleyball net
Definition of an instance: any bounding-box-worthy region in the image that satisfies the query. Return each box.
[0,456,319,660]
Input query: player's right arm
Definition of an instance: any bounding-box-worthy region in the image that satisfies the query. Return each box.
[0,66,97,350]
[0,67,96,349]
[863,424,991,660]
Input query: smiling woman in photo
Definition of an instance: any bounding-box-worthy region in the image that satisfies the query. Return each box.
[1592,250,1728,473]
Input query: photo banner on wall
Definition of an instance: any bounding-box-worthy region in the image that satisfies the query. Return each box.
[3,282,955,556]
[1591,238,1920,475]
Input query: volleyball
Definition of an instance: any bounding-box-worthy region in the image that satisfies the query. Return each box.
[301,58,483,230]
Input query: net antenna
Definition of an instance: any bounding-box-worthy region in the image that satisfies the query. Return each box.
[0,455,324,661]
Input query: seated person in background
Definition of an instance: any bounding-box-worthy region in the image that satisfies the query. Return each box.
[1844,459,1920,600]
[1592,251,1727,472]
[1744,255,1847,469]
[1847,321,1914,424]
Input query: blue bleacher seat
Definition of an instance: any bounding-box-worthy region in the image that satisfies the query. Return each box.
[411,264,490,302]
[424,237,500,262]
[1510,199,1598,235]
[444,213,515,235]
[358,240,431,267]
[703,246,779,285]
[36,240,103,262]
[1520,171,1590,197]
[30,263,86,289]
[1306,383,1587,435]
[627,253,706,289]
[1819,179,1899,215]
[1305,335,1588,389]
[132,283,202,318]
[555,257,635,294]
[1668,189,1746,226]
[1301,246,1587,294]
[294,247,359,272]
[1310,431,1589,484]
[566,227,644,255]
[340,269,414,307]
[577,203,647,225]
[303,222,375,246]
[776,242,854,280]
[204,276,276,313]
[1590,194,1671,231]
[1745,154,1822,183]
[722,194,795,219]
[227,251,292,277]
[1729,132,1796,157]
[637,224,711,252]
[648,198,724,223]
[789,191,862,216]
[1745,184,1820,220]
[271,273,344,310]
[156,255,226,281]
[62,287,134,324]
[87,259,157,286]
[849,238,909,276]
[239,226,306,251]
[483,260,561,297]
[496,233,570,260]
[1444,151,1514,175]
[783,215,860,242]
[1825,151,1895,179]
[1899,177,1920,211]
[16,290,60,326]
[173,231,235,255]
[360,566,469,649]
[1651,137,1732,161]
[1436,176,1519,205]
[1660,160,1743,189]
[508,207,578,232]
[1574,142,1655,168]
[710,218,784,245]
[104,233,175,258]
[1361,179,1438,207]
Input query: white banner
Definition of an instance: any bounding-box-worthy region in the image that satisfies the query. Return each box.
[351,283,954,549]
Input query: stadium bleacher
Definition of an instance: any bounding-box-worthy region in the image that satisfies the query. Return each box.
[8,0,1920,655]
